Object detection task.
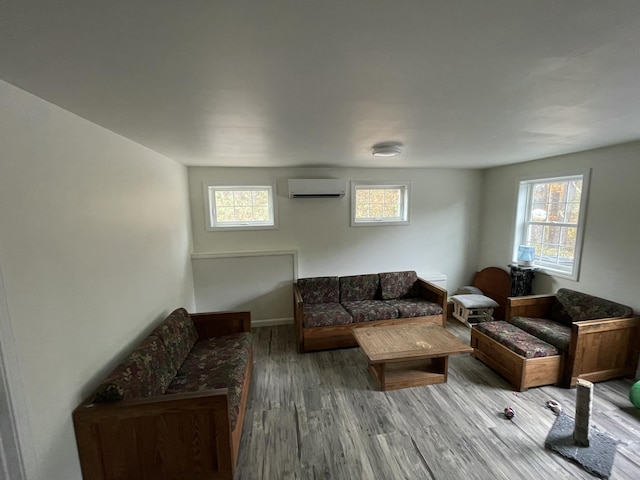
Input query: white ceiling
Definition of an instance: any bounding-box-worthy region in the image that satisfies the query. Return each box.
[2,1,640,169]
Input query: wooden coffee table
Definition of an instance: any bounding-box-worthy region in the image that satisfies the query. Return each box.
[352,323,473,391]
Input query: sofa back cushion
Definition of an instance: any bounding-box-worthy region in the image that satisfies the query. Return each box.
[339,274,379,302]
[297,276,339,304]
[555,288,633,323]
[93,334,175,402]
[151,308,199,373]
[379,271,419,300]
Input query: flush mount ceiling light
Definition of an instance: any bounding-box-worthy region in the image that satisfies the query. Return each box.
[372,142,403,157]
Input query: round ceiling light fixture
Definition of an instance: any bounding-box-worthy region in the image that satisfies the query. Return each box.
[372,142,403,157]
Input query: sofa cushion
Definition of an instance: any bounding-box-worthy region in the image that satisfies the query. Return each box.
[450,294,499,309]
[556,288,633,323]
[508,316,571,352]
[342,300,398,323]
[302,303,353,327]
[385,298,443,318]
[93,334,174,402]
[475,321,560,358]
[339,274,379,302]
[165,332,252,429]
[550,301,572,326]
[379,271,419,300]
[297,276,340,304]
[151,308,199,374]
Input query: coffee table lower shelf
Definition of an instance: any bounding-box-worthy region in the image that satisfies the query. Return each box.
[368,358,448,391]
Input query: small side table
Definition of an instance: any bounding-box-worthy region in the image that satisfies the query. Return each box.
[509,264,536,296]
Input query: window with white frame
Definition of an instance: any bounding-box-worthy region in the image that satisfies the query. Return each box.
[204,184,276,231]
[513,170,590,280]
[351,181,410,226]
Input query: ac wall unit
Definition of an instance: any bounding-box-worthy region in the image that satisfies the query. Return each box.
[288,179,346,198]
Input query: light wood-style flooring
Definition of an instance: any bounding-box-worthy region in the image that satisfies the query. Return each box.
[234,320,640,479]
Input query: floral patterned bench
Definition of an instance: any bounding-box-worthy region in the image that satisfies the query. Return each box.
[471,321,563,391]
[294,270,447,352]
[471,288,640,389]
[73,308,253,480]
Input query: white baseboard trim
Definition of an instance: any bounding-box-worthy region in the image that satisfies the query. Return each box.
[252,317,294,328]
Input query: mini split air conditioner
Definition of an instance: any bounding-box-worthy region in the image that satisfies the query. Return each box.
[288,179,346,198]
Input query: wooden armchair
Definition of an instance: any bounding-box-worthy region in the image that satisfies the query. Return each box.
[506,292,640,387]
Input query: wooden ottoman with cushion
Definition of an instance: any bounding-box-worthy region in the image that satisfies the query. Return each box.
[450,294,500,326]
[470,321,563,391]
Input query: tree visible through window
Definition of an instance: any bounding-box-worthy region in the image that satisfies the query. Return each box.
[351,182,410,226]
[514,172,590,280]
[204,184,276,230]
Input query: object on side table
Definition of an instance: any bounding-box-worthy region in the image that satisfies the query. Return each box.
[509,264,536,296]
[517,245,536,266]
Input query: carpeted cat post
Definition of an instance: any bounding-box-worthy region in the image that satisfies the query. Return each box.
[545,379,618,479]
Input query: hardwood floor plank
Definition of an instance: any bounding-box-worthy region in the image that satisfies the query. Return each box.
[235,322,640,479]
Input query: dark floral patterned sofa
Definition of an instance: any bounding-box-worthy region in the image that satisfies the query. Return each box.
[73,308,253,480]
[294,270,447,352]
[470,288,640,390]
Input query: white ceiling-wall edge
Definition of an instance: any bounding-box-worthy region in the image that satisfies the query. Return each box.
[0,79,186,169]
[181,138,640,170]
[481,137,640,172]
[3,79,639,171]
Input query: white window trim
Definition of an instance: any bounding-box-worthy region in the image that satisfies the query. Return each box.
[512,169,590,281]
[350,181,411,227]
[203,183,278,231]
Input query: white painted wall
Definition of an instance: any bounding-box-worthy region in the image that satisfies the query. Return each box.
[189,167,484,319]
[0,80,195,480]
[478,141,640,310]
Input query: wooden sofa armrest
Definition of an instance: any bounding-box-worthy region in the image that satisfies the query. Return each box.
[190,310,251,338]
[563,315,640,387]
[74,389,234,480]
[416,277,448,314]
[505,294,556,320]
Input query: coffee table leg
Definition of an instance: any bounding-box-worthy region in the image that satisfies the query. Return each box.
[368,362,386,390]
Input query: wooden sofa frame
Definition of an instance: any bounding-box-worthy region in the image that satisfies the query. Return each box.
[505,295,640,388]
[73,311,253,480]
[294,278,447,352]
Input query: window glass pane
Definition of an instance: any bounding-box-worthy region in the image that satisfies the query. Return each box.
[530,204,546,222]
[369,189,385,203]
[384,189,399,203]
[252,190,268,204]
[233,191,252,206]
[356,189,369,202]
[215,191,234,207]
[526,224,543,244]
[369,202,384,218]
[216,206,235,222]
[567,181,581,203]
[383,203,399,217]
[567,202,580,223]
[532,183,549,204]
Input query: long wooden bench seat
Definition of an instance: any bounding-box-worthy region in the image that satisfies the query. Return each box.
[470,321,563,391]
